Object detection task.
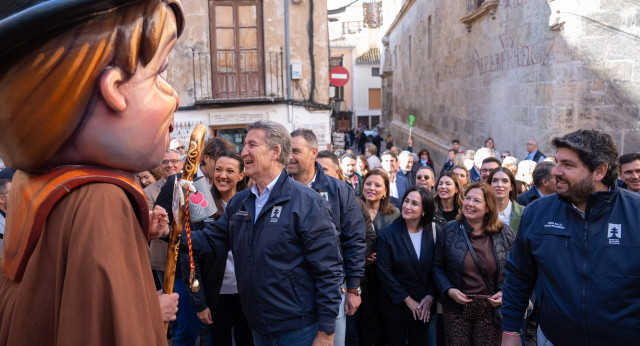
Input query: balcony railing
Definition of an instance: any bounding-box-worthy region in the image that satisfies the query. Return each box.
[191,49,285,104]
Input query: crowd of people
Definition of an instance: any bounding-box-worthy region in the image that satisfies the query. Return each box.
[1,0,640,345]
[1,124,621,346]
[1,109,640,346]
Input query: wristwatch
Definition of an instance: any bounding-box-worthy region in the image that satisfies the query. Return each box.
[347,287,362,296]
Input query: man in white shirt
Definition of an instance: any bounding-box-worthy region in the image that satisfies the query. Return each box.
[381,151,408,202]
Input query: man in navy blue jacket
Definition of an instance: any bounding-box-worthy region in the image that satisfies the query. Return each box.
[288,128,366,346]
[197,121,343,345]
[502,130,640,345]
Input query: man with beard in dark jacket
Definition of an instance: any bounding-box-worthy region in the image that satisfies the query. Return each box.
[502,129,640,346]
[195,121,344,345]
[288,129,366,346]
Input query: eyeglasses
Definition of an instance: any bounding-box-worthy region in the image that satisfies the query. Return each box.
[480,169,493,174]
[176,146,185,150]
[161,159,181,166]
[416,175,431,180]
[501,155,507,159]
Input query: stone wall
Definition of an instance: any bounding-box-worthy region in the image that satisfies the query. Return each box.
[382,0,640,168]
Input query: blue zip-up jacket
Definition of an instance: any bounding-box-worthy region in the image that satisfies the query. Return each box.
[502,185,640,345]
[194,171,344,335]
[309,161,366,289]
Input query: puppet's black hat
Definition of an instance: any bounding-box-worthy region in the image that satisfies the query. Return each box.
[0,0,184,61]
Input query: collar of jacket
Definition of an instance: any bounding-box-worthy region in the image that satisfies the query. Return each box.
[574,183,617,220]
[247,169,292,220]
[310,161,329,191]
[529,184,542,197]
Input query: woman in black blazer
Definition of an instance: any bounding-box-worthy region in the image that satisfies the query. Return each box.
[377,186,439,345]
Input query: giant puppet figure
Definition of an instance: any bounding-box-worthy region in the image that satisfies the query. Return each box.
[0,0,185,344]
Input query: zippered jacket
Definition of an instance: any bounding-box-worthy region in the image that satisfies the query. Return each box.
[502,185,640,345]
[432,219,515,313]
[309,162,366,289]
[194,171,344,334]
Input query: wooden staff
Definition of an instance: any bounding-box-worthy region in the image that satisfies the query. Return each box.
[163,124,207,331]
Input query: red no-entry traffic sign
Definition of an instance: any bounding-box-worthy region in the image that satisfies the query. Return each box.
[330,66,350,87]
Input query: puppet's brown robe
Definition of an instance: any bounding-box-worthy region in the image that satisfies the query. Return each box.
[0,182,166,345]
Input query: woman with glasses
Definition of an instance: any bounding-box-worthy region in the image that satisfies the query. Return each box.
[484,137,498,158]
[487,167,524,233]
[418,149,435,172]
[432,182,515,346]
[415,166,436,192]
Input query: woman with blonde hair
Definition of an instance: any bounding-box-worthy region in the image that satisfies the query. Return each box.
[432,183,515,346]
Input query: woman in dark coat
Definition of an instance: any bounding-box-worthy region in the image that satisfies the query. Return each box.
[377,187,440,345]
[357,169,401,345]
[432,182,515,346]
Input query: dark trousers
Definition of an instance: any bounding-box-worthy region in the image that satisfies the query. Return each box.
[386,317,430,346]
[210,293,254,346]
[345,312,359,346]
[356,265,386,346]
[443,300,501,346]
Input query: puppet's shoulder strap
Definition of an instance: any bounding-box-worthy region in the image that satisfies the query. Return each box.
[1,166,148,281]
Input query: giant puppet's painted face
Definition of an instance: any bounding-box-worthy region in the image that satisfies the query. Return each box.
[0,0,184,173]
[63,6,181,173]
[105,7,180,168]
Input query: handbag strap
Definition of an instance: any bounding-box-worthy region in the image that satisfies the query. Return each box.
[459,224,496,295]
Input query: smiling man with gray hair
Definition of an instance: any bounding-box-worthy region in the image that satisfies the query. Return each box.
[195,120,344,345]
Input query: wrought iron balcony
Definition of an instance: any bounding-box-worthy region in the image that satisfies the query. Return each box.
[191,49,285,104]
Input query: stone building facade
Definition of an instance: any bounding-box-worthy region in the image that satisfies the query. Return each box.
[381,0,640,167]
[164,0,333,147]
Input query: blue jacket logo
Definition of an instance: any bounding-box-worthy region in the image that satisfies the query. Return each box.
[270,206,282,222]
[608,223,621,245]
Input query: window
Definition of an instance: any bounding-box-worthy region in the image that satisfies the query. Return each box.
[343,21,363,35]
[368,88,381,110]
[371,67,380,76]
[209,0,264,99]
[461,0,498,32]
[330,56,344,69]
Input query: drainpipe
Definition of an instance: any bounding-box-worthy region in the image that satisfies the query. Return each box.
[285,0,292,122]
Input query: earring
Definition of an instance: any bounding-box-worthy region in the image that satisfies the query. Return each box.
[382,195,386,199]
